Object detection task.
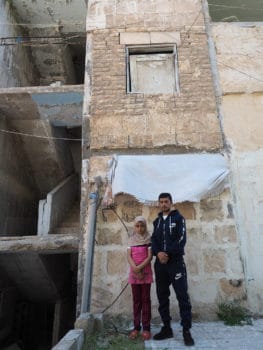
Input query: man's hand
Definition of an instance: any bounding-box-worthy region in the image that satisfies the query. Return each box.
[157,252,169,264]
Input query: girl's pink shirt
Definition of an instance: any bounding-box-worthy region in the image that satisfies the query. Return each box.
[128,245,153,284]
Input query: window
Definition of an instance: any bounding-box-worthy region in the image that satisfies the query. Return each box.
[126,46,179,94]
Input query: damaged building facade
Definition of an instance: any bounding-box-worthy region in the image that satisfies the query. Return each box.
[0,0,262,349]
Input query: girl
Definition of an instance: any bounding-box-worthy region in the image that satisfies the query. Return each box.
[127,216,153,341]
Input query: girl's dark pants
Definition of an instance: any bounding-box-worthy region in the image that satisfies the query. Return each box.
[154,257,192,330]
[131,283,151,331]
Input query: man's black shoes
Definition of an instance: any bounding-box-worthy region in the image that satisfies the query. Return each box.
[183,329,195,346]
[153,326,173,340]
[153,326,194,346]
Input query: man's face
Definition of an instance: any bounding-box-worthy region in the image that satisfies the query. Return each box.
[159,197,172,214]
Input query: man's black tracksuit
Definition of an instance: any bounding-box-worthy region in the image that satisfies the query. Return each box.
[151,209,192,330]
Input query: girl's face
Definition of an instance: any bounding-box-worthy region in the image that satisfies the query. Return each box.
[134,221,146,235]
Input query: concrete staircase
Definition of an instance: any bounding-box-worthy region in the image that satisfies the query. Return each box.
[51,202,80,235]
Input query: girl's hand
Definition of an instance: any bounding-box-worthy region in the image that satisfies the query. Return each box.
[132,266,141,273]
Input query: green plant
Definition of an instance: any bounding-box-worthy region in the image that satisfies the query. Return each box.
[83,332,145,350]
[217,302,252,326]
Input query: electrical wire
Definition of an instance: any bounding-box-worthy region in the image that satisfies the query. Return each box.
[217,60,263,84]
[101,282,129,314]
[0,128,87,142]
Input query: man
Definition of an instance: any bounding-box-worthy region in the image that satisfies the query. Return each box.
[151,193,194,346]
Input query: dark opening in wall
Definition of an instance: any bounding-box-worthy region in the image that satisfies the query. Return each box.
[70,44,86,85]
[0,253,78,349]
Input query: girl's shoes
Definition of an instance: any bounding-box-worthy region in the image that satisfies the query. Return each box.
[142,330,151,340]
[128,329,139,339]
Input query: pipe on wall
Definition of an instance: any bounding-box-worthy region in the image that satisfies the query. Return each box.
[80,176,102,313]
[80,191,98,313]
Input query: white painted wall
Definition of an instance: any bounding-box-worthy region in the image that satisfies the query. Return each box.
[213,23,263,313]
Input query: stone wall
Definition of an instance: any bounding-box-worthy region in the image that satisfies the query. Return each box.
[84,0,223,152]
[212,23,263,314]
[87,157,245,320]
[79,0,245,320]
[0,1,39,87]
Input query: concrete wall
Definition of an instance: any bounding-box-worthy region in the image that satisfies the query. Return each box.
[78,0,246,319]
[212,23,263,314]
[0,118,38,235]
[0,1,39,87]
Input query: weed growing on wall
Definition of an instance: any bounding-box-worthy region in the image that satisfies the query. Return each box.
[217,302,252,326]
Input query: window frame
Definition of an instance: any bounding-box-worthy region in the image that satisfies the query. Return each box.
[126,45,180,94]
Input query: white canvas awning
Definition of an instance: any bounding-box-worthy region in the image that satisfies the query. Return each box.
[107,154,229,204]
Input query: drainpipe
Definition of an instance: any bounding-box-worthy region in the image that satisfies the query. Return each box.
[80,177,101,313]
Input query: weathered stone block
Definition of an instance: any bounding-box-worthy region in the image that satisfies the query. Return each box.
[120,31,181,45]
[187,226,200,239]
[91,285,114,312]
[98,207,119,223]
[214,225,237,244]
[219,278,246,300]
[93,313,104,332]
[107,250,127,275]
[74,313,94,334]
[97,227,122,245]
[175,202,196,220]
[204,250,226,273]
[121,199,143,223]
[93,250,104,277]
[185,254,199,275]
[200,199,224,222]
[147,206,159,223]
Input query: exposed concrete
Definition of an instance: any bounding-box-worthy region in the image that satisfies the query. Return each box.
[53,313,103,349]
[0,253,61,302]
[212,22,263,314]
[221,94,263,152]
[52,329,84,350]
[0,118,38,236]
[0,85,84,127]
[5,0,87,86]
[0,234,79,254]
[74,313,94,334]
[0,1,39,87]
[0,86,83,196]
[38,174,79,235]
[212,23,263,94]
[0,2,84,348]
[10,0,86,35]
[145,319,263,349]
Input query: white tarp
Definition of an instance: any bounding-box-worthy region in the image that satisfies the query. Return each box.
[107,154,229,204]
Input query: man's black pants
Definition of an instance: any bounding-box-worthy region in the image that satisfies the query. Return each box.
[154,257,192,329]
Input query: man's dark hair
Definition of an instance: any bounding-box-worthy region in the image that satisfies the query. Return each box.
[158,192,173,202]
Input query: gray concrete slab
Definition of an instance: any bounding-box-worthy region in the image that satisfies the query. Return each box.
[145,319,263,349]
